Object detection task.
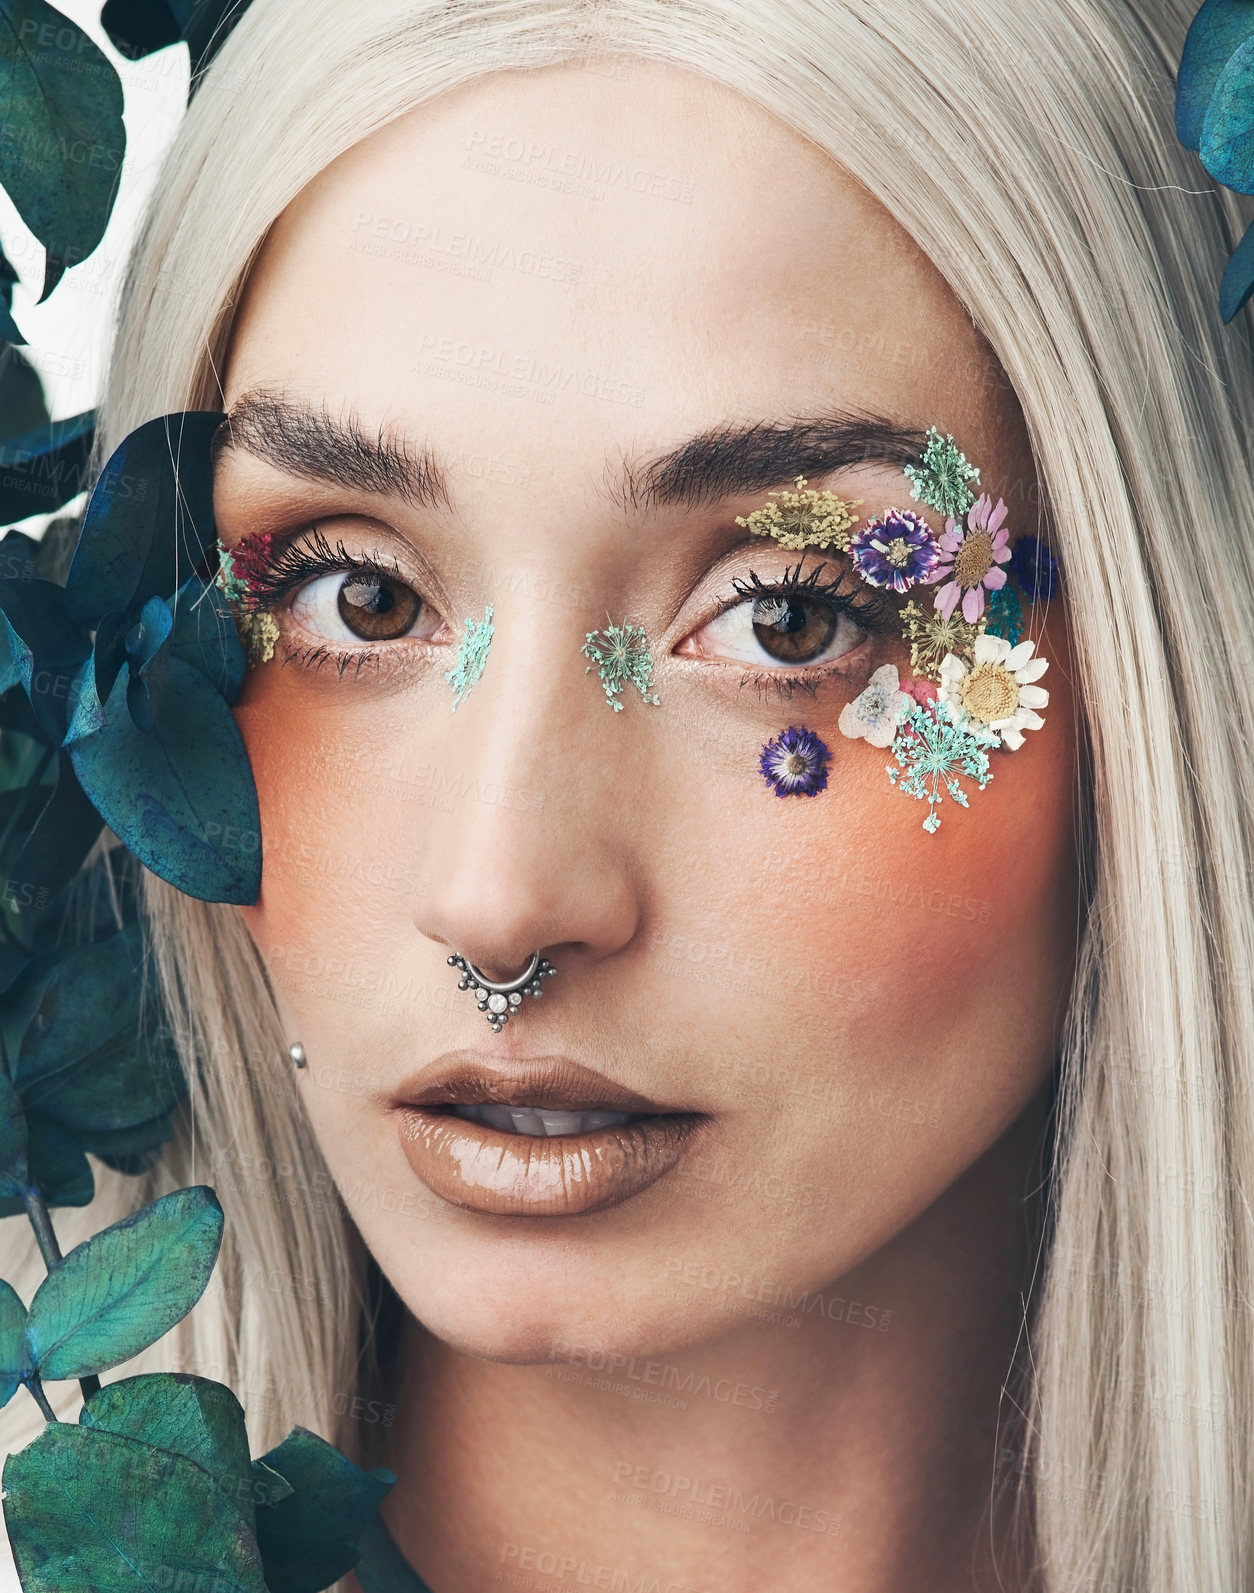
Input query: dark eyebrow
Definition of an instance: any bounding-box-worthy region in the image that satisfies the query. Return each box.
[220,391,451,512]
[613,416,930,513]
[221,394,926,518]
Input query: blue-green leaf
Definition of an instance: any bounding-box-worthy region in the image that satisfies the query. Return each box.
[7,751,103,901]
[1200,34,1254,192]
[3,1421,269,1592]
[1177,0,1254,149]
[80,1106,180,1171]
[0,1277,29,1410]
[0,1,126,300]
[0,1112,95,1218]
[102,0,251,88]
[64,411,224,628]
[0,242,24,345]
[0,1064,27,1194]
[0,576,90,741]
[82,1373,263,1526]
[25,1185,223,1380]
[15,923,183,1134]
[169,574,246,703]
[0,411,95,520]
[255,1427,395,1593]
[1220,215,1254,320]
[66,651,261,903]
[23,1111,93,1209]
[355,1514,438,1593]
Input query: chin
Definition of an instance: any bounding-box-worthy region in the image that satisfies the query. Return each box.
[391,1250,726,1368]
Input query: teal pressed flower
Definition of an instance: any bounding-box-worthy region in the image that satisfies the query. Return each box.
[582,618,661,711]
[886,699,996,833]
[903,427,981,519]
[444,605,494,711]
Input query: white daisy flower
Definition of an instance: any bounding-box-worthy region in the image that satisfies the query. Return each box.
[838,663,912,749]
[936,634,1049,750]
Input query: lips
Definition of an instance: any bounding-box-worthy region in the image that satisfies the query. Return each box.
[391,1052,707,1217]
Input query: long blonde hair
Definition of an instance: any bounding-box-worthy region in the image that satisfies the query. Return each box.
[5,1,1254,1587]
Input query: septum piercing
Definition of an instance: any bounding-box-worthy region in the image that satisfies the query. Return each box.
[448,951,558,1032]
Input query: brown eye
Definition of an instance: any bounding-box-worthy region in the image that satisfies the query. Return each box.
[750,594,840,663]
[336,572,423,640]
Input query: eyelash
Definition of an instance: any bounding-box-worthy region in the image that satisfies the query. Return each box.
[235,535,898,696]
[719,560,897,702]
[232,526,427,680]
[234,524,406,609]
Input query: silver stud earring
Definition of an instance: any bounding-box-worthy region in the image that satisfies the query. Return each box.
[288,1042,307,1069]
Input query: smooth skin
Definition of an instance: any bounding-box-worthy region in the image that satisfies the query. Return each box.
[215,58,1081,1593]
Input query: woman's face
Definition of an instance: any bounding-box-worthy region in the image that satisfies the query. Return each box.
[217,60,1080,1363]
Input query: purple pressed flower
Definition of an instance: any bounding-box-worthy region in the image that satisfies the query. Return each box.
[1008,533,1059,602]
[759,725,831,798]
[929,493,1013,624]
[848,508,940,592]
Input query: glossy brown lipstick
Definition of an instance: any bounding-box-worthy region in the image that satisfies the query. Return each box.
[391,1052,707,1217]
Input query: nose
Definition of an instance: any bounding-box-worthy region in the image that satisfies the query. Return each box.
[411,613,645,982]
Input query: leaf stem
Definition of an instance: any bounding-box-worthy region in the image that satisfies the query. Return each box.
[21,1186,100,1403]
[21,1185,62,1268]
[25,1376,55,1424]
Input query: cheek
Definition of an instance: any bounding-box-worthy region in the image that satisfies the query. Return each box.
[231,687,424,959]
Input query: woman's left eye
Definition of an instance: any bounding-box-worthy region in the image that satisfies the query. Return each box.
[687,590,869,669]
[290,570,446,645]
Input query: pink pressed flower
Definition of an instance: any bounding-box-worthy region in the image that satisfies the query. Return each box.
[900,677,938,707]
[928,494,1012,623]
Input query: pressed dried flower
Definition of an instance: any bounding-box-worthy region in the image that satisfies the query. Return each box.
[582,618,661,711]
[903,428,981,519]
[444,604,494,711]
[735,476,862,552]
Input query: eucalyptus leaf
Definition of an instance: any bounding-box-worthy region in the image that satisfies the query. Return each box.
[0,1277,29,1410]
[123,595,174,732]
[169,574,247,704]
[0,410,94,520]
[25,1184,223,1380]
[1200,34,1254,193]
[0,1111,93,1218]
[82,1373,261,1527]
[0,243,24,345]
[24,1110,93,1208]
[354,1513,439,1593]
[255,1426,395,1593]
[0,1064,27,1194]
[102,0,252,87]
[0,575,91,741]
[66,654,261,904]
[1176,0,1254,149]
[80,1105,180,1171]
[7,750,103,901]
[0,0,126,300]
[15,922,183,1134]
[3,1421,269,1592]
[64,410,224,628]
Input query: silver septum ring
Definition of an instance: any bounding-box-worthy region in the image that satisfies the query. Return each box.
[447,950,558,1032]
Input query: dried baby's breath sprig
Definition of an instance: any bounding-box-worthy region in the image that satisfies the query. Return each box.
[900,597,986,679]
[903,427,980,519]
[735,475,862,552]
[582,618,661,710]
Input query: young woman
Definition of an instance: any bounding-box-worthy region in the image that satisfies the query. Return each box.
[5,1,1253,1589]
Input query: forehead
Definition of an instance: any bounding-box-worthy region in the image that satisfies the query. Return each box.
[225,59,1000,468]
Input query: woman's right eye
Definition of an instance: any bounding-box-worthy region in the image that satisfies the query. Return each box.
[290,570,446,645]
